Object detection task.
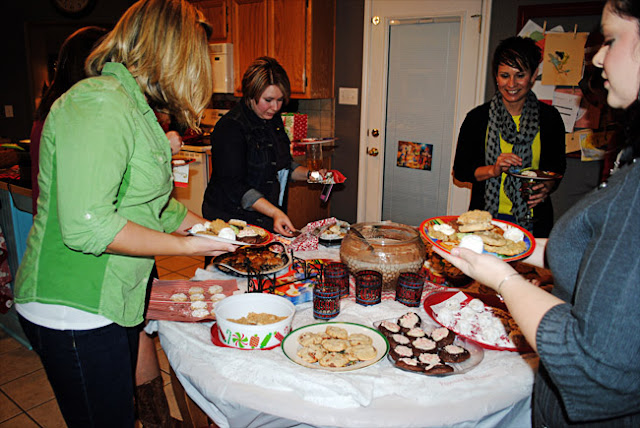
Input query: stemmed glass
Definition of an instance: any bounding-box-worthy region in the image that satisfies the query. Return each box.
[517,177,537,224]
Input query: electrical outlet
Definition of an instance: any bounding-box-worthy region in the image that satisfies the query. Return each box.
[4,105,13,118]
[338,87,359,106]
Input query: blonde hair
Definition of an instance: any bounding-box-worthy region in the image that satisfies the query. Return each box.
[86,0,212,131]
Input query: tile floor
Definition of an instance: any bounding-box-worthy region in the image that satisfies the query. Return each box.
[0,255,205,428]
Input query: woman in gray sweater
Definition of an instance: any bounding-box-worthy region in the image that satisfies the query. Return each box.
[436,1,640,425]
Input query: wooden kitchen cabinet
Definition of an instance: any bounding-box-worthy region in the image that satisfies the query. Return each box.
[190,0,231,43]
[231,0,335,99]
[287,181,329,228]
[286,154,331,228]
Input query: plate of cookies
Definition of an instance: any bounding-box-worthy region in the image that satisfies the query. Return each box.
[281,322,389,372]
[377,312,483,376]
[424,291,532,353]
[419,210,535,262]
[189,218,273,246]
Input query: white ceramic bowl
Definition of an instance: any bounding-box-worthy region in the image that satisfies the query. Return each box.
[214,293,295,349]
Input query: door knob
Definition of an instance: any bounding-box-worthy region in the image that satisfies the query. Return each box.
[367,148,379,156]
[371,129,379,137]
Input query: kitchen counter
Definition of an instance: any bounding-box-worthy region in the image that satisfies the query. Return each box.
[0,180,32,199]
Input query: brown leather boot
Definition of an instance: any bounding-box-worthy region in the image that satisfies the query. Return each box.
[135,376,182,428]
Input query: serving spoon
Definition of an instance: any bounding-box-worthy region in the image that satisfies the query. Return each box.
[349,226,375,252]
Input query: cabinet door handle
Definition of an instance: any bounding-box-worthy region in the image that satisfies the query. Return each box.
[367,148,379,157]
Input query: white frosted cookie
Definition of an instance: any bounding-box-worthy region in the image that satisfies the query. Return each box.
[321,338,349,352]
[326,326,348,340]
[319,352,350,368]
[190,301,207,310]
[188,286,204,295]
[191,308,209,318]
[170,293,188,302]
[210,293,226,304]
[208,285,223,295]
[190,293,206,302]
[348,333,373,346]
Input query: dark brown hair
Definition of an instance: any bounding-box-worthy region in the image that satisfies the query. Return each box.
[492,36,541,79]
[606,0,640,160]
[35,26,108,121]
[241,56,291,107]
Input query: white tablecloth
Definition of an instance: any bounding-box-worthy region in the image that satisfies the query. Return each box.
[147,248,537,428]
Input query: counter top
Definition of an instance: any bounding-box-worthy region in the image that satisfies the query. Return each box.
[0,180,32,198]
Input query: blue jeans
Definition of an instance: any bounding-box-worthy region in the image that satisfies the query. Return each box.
[18,315,140,428]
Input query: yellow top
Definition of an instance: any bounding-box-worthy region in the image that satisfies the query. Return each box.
[498,115,540,215]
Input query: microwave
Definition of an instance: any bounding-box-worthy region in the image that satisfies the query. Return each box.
[209,43,234,94]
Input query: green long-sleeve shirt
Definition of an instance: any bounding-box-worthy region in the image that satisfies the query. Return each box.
[15,62,187,327]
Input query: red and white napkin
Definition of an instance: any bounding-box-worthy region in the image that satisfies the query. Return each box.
[288,217,338,252]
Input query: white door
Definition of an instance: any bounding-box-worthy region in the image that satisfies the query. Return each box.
[358,0,491,225]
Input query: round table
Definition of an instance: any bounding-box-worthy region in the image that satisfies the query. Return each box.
[148,249,537,428]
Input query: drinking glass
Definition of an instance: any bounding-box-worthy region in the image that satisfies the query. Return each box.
[395,272,425,307]
[313,282,340,320]
[518,177,538,223]
[306,142,323,172]
[355,270,382,306]
[323,262,350,298]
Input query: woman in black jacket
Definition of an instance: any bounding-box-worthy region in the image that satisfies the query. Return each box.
[453,36,566,237]
[202,57,313,236]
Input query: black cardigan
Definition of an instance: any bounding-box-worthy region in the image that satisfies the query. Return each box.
[453,101,566,237]
[202,102,295,231]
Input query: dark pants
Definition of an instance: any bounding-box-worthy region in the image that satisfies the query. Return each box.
[19,315,140,428]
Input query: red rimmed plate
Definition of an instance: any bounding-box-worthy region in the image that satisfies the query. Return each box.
[210,322,281,350]
[188,224,273,246]
[419,216,535,262]
[423,291,532,353]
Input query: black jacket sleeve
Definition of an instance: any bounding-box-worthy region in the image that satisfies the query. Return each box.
[453,103,490,184]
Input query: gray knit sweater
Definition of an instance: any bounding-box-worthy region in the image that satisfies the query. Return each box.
[534,156,640,426]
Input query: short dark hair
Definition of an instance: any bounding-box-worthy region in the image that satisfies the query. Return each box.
[492,36,541,79]
[241,56,291,106]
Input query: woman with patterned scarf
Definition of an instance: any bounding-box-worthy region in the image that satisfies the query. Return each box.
[453,36,566,237]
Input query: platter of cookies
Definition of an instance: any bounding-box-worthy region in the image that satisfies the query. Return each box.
[419,210,535,262]
[189,218,273,246]
[145,279,237,322]
[376,312,483,376]
[424,291,531,353]
[212,242,291,277]
[281,322,389,372]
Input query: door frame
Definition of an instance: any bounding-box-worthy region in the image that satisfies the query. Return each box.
[356,0,493,222]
